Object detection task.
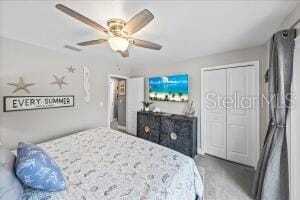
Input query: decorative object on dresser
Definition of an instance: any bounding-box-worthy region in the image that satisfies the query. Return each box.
[137,111,197,157]
[152,106,160,113]
[141,101,153,111]
[184,101,195,116]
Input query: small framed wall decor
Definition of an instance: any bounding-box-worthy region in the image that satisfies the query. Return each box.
[3,95,74,112]
[118,80,126,95]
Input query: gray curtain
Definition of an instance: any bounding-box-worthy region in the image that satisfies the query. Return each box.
[252,29,296,200]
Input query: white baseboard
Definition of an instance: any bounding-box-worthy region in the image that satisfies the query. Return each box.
[117,125,126,131]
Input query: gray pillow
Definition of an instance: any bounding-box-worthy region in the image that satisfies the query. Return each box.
[0,146,23,200]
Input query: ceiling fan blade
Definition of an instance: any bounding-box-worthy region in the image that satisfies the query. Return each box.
[130,38,162,50]
[77,39,107,46]
[56,4,109,34]
[122,9,154,35]
[119,49,129,57]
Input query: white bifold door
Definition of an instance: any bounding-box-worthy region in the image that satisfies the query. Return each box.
[127,77,144,135]
[203,65,258,167]
[203,69,227,159]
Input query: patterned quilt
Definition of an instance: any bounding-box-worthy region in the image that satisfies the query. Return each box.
[21,127,203,200]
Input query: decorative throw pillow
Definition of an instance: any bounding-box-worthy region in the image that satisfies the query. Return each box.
[0,146,23,200]
[15,142,66,192]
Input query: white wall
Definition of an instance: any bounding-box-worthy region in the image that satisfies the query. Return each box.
[0,37,129,149]
[130,44,268,151]
[291,37,300,200]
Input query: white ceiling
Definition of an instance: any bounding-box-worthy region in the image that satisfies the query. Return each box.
[0,1,298,68]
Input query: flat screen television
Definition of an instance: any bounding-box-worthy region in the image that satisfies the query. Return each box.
[149,74,189,102]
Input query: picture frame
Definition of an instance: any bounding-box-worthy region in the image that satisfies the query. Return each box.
[118,80,126,95]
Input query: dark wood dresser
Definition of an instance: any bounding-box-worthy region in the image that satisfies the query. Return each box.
[137,111,197,157]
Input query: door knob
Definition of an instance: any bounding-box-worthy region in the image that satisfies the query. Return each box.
[170,132,177,140]
[144,126,150,134]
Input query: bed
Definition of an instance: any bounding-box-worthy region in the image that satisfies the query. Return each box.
[20,127,203,200]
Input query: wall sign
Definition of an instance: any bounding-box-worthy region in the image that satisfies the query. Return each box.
[3,96,74,112]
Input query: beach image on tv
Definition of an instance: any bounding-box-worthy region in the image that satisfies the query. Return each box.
[149,74,189,102]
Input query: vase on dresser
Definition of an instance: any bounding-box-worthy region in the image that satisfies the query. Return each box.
[142,101,153,112]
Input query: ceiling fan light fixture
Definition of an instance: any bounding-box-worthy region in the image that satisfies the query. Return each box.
[108,37,129,52]
[56,4,162,57]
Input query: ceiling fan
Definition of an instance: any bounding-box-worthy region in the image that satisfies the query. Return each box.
[56,4,162,57]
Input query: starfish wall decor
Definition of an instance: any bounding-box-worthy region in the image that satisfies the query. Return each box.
[51,75,68,89]
[7,77,34,93]
[67,66,76,73]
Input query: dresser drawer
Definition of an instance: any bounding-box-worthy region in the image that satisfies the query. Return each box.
[160,116,193,157]
[137,112,197,158]
[137,113,160,143]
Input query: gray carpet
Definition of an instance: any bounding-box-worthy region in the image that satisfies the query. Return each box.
[194,155,254,200]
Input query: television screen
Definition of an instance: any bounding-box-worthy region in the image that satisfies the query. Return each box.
[149,74,189,102]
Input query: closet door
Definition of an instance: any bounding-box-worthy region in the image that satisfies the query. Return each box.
[226,66,256,166]
[203,69,227,159]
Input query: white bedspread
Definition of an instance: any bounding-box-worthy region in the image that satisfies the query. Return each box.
[21,127,203,200]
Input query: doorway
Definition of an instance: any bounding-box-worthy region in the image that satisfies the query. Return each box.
[108,75,127,132]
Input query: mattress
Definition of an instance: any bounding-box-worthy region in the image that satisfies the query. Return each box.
[21,127,203,200]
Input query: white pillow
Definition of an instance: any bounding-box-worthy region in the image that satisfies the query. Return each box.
[0,146,23,200]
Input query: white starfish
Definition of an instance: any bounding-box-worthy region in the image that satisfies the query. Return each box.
[51,75,68,89]
[7,77,34,93]
[67,66,76,73]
